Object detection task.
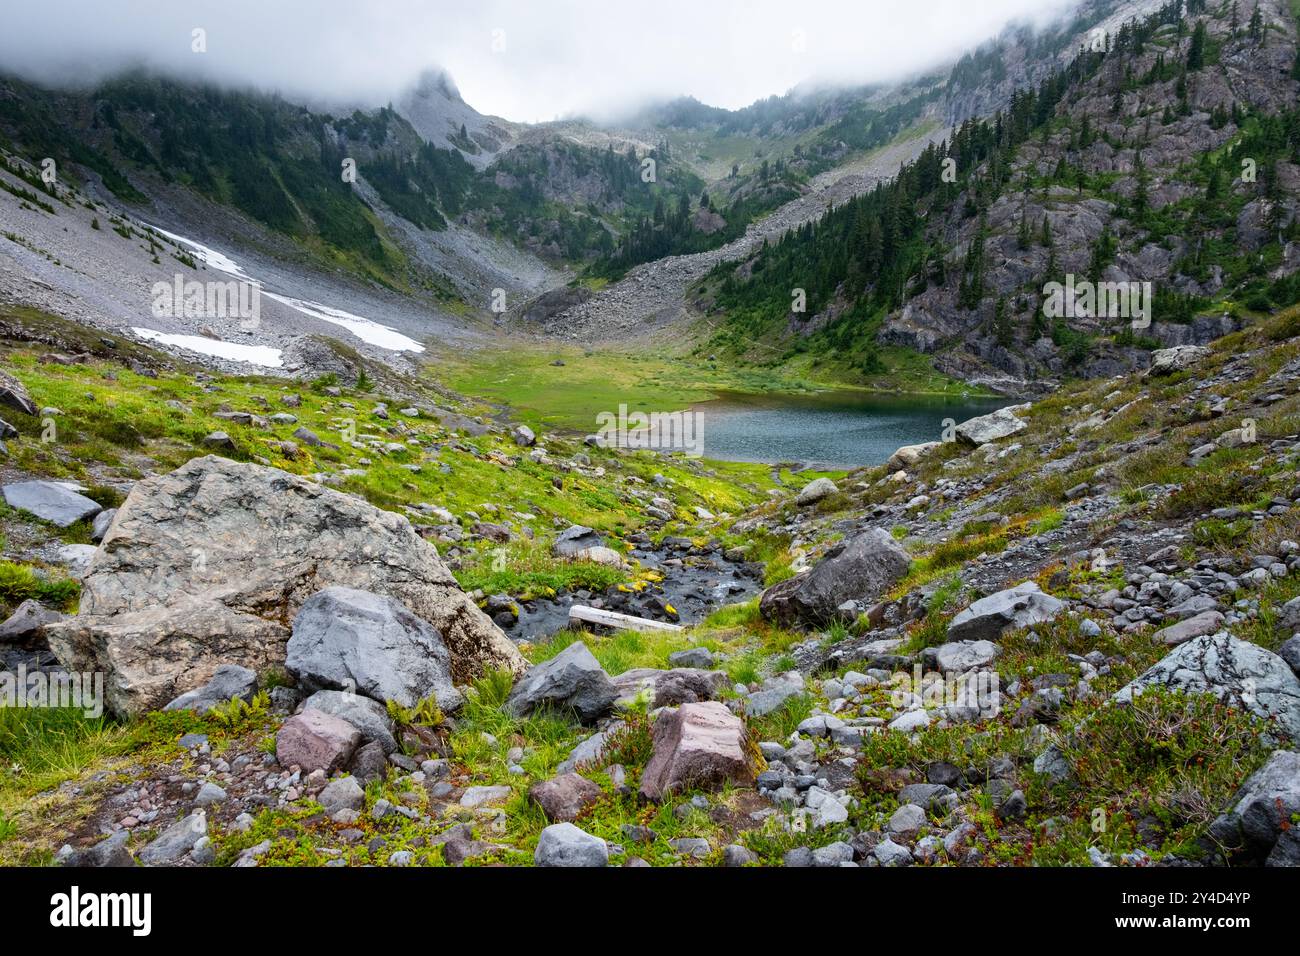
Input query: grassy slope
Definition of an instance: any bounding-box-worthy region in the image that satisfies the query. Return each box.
[6,307,1299,867]
[0,306,786,598]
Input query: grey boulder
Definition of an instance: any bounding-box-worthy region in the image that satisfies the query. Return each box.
[796,477,838,506]
[1278,636,1300,678]
[534,823,608,867]
[139,813,208,866]
[0,370,37,416]
[552,525,604,558]
[947,582,1065,643]
[287,586,463,712]
[885,442,940,473]
[302,689,399,754]
[923,640,1000,673]
[1148,345,1210,376]
[59,831,135,868]
[163,664,258,715]
[2,481,102,528]
[317,776,366,815]
[954,406,1028,446]
[1207,750,1300,861]
[45,456,523,716]
[90,508,118,543]
[1113,633,1300,741]
[505,642,618,723]
[668,647,714,669]
[0,599,66,645]
[760,528,911,627]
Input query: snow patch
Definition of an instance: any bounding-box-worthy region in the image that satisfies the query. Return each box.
[140,225,423,353]
[131,328,284,368]
[143,225,257,282]
[262,292,425,353]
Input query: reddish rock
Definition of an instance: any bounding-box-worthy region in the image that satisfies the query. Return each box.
[640,701,762,802]
[275,709,361,774]
[529,773,603,823]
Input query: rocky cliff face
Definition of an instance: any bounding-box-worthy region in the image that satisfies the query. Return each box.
[395,69,518,169]
[878,0,1300,387]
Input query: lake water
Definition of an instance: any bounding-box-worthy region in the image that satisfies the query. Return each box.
[694,391,1010,469]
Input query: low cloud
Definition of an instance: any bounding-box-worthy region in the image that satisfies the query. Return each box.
[1,0,1081,122]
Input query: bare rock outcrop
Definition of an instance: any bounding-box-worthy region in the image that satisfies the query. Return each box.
[46,455,524,715]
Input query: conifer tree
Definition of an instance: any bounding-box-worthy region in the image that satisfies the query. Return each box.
[1187,20,1207,70]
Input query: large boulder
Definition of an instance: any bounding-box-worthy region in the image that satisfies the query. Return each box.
[885,442,940,473]
[162,664,257,715]
[947,582,1065,643]
[0,369,37,416]
[301,689,398,754]
[0,599,66,645]
[138,813,207,866]
[610,667,727,709]
[529,773,603,823]
[505,641,618,723]
[954,407,1029,446]
[275,709,361,774]
[923,640,1000,673]
[552,525,603,558]
[1206,750,1300,862]
[640,701,762,801]
[1148,345,1210,377]
[534,823,608,867]
[760,528,911,627]
[796,478,838,506]
[46,456,523,716]
[2,481,102,528]
[286,586,463,711]
[1113,633,1300,741]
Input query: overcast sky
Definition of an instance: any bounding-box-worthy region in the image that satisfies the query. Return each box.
[1,0,1079,123]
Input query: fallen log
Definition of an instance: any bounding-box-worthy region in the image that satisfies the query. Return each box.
[568,605,684,635]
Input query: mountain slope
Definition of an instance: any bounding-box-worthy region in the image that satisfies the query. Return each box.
[696,0,1300,391]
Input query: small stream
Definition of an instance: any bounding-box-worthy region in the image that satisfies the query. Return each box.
[504,389,1012,641]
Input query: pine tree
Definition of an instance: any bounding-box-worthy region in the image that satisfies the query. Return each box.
[1187,21,1207,70]
[958,217,988,310]
[1018,206,1032,250]
[994,296,1013,346]
[1040,215,1053,247]
[1132,151,1149,222]
[1248,5,1263,42]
